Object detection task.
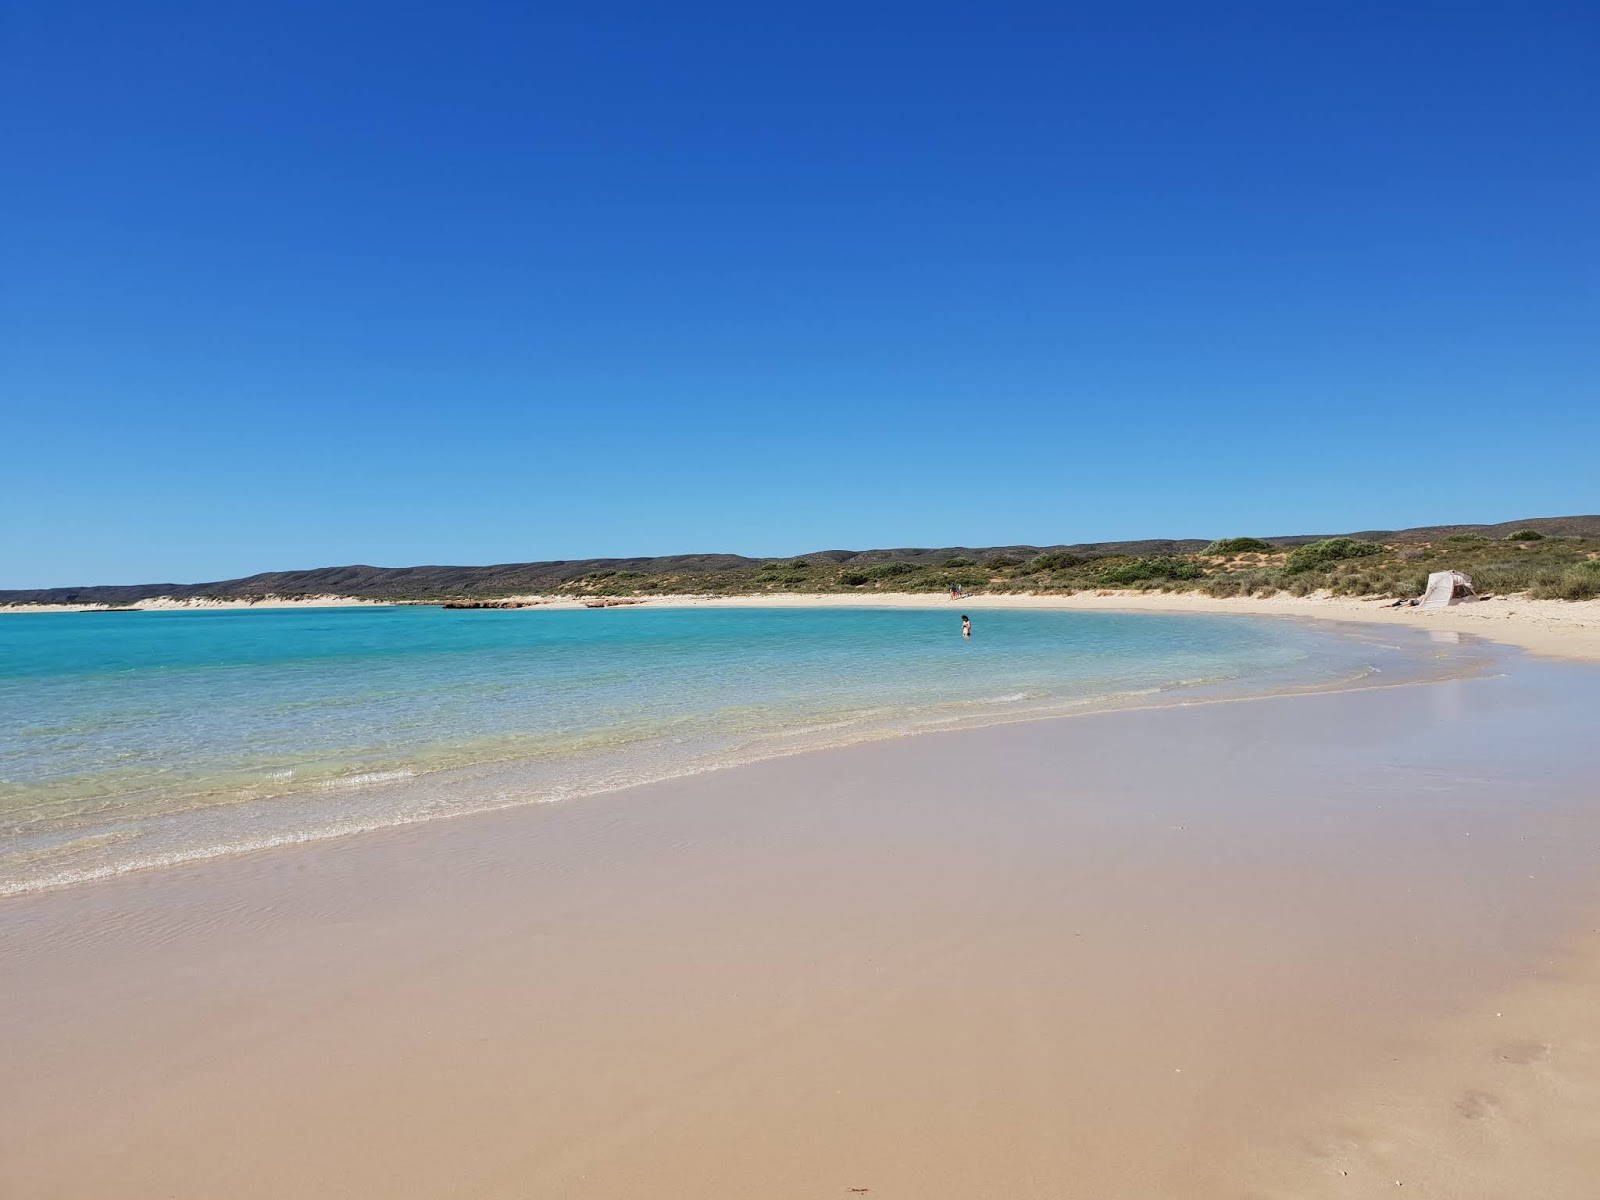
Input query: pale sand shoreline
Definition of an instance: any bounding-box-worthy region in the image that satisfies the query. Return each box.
[4,658,1600,1197]
[0,593,390,613]
[632,591,1600,663]
[7,589,1598,663]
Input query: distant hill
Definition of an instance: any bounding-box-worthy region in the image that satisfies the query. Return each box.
[4,515,1597,606]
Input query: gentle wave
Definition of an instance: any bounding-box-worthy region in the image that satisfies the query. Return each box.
[0,606,1500,896]
[313,770,418,790]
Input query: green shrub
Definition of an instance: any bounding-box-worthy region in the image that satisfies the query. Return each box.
[1399,572,1430,597]
[1030,552,1085,571]
[1205,537,1272,555]
[1507,529,1545,542]
[1284,538,1385,574]
[1201,568,1280,598]
[942,557,975,568]
[865,561,918,580]
[1095,557,1204,586]
[839,571,870,587]
[1530,561,1600,601]
[1443,534,1488,545]
[934,572,985,590]
[983,557,1022,570]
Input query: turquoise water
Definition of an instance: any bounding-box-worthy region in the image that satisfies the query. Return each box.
[0,605,1480,894]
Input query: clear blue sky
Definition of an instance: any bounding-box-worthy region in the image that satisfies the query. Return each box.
[3,2,1596,587]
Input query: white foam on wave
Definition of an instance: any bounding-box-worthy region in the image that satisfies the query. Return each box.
[313,770,417,790]
[0,820,416,898]
[3,623,1497,900]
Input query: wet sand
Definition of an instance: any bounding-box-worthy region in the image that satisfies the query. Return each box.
[3,654,1599,1198]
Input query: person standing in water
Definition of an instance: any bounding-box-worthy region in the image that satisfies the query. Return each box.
[961,614,971,638]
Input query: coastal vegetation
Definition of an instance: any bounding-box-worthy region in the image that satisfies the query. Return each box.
[1204,537,1272,554]
[5,519,1598,608]
[1282,537,1385,574]
[539,530,1600,602]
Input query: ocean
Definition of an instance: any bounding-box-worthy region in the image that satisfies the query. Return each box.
[0,604,1485,895]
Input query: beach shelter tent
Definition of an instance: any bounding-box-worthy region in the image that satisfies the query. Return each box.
[1420,570,1477,609]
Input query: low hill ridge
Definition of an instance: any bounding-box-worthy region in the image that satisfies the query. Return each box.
[4,516,1596,605]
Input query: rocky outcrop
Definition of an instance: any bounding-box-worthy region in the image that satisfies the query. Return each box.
[440,600,546,610]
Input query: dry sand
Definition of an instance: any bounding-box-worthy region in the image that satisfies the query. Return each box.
[8,588,1598,664]
[0,594,390,614]
[3,656,1599,1198]
[362,589,1600,662]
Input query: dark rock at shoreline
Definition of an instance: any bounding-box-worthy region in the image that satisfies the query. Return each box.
[440,600,544,610]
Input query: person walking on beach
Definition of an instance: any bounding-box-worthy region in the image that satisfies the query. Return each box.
[961,614,972,638]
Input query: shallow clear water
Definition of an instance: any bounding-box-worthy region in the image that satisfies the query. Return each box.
[0,605,1486,894]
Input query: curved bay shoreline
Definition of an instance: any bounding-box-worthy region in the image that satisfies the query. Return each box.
[10,589,1597,662]
[1,610,1491,900]
[1,609,1598,1197]
[625,590,1600,663]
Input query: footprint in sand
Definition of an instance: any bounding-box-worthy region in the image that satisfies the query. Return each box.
[1303,1127,1393,1161]
[1453,1089,1501,1119]
[1493,1041,1549,1065]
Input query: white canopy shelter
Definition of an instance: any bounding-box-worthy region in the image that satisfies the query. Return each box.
[1420,570,1477,609]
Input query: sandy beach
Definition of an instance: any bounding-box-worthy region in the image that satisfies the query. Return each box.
[0,594,391,614]
[639,592,1600,664]
[9,0,1591,1193]
[8,589,1597,664]
[4,638,1599,1198]
[389,587,1600,664]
